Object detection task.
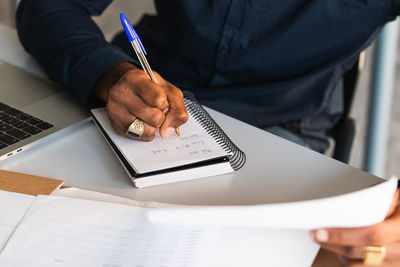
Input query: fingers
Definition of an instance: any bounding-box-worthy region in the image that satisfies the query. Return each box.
[311,226,387,247]
[160,85,188,138]
[122,69,169,111]
[109,90,165,128]
[319,244,400,266]
[310,204,400,266]
[110,72,166,128]
[340,244,400,267]
[320,244,365,260]
[311,207,400,247]
[311,226,389,249]
[106,102,156,142]
[386,190,400,218]
[104,68,188,140]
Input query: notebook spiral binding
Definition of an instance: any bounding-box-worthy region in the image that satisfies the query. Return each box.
[183,91,246,171]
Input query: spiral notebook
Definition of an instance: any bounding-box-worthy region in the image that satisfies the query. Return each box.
[91,92,245,188]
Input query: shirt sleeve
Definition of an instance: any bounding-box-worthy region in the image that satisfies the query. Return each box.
[16,0,136,104]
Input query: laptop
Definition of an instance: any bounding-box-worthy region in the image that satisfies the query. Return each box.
[0,60,89,161]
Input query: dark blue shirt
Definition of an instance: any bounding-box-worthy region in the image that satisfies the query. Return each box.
[16,0,400,152]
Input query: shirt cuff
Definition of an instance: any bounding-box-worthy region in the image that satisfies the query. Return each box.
[68,44,138,104]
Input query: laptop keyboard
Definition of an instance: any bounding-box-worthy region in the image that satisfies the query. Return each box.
[0,101,53,150]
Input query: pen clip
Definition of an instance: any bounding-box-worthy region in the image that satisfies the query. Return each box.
[120,13,147,55]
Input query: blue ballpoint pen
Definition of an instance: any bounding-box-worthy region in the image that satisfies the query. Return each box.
[120,13,180,136]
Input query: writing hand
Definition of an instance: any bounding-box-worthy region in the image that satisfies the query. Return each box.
[310,189,400,266]
[94,62,188,141]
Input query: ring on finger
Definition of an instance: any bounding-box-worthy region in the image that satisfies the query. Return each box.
[363,246,386,265]
[128,118,145,138]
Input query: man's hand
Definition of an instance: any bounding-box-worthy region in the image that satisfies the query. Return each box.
[310,190,400,266]
[94,62,188,141]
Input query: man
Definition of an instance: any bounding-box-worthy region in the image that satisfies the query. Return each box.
[16,0,400,265]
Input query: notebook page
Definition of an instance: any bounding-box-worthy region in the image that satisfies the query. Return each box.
[92,108,231,173]
[0,195,218,267]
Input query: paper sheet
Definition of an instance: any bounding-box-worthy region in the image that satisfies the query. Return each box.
[0,195,218,267]
[2,180,395,266]
[0,191,35,251]
[147,178,398,229]
[51,188,319,267]
[0,189,320,267]
[52,187,178,208]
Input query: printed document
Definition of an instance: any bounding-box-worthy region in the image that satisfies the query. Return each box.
[0,191,35,251]
[0,195,218,267]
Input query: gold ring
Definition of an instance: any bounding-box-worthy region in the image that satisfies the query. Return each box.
[127,118,144,138]
[363,246,386,265]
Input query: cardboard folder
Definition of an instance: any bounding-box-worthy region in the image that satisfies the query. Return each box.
[0,169,63,196]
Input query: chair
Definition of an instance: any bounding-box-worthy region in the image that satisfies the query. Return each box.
[328,52,365,164]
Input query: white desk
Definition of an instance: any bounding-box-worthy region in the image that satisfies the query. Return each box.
[0,24,382,267]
